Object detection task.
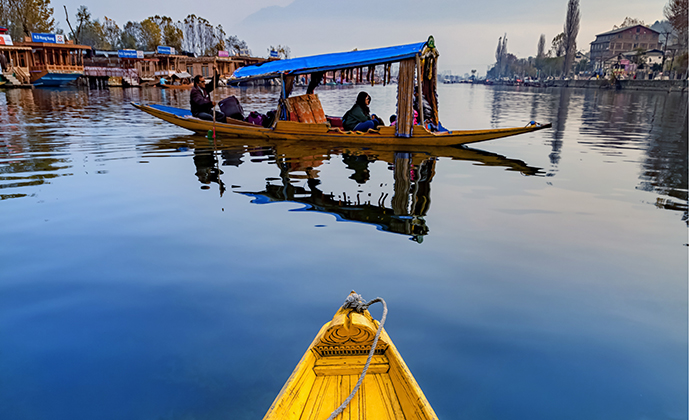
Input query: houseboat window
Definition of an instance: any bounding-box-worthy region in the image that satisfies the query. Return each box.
[202,66,209,77]
[48,50,54,65]
[187,65,193,75]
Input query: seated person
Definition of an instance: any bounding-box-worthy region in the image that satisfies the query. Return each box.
[190,75,226,123]
[342,92,383,132]
[389,114,397,126]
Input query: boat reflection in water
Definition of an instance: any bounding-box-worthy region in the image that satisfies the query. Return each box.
[186,138,543,242]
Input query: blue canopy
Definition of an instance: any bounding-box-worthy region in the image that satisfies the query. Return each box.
[231,40,430,81]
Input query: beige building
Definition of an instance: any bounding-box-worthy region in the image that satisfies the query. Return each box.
[590,25,661,71]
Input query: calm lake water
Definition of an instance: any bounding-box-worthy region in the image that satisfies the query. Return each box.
[0,83,687,420]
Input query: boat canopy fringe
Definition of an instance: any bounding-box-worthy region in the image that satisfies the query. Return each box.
[421,43,440,126]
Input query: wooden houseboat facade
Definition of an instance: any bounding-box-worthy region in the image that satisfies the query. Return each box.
[17,33,90,86]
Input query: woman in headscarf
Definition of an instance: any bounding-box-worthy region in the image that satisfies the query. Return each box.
[342,92,382,131]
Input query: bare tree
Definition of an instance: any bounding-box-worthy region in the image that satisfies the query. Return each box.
[664,0,688,50]
[495,33,507,77]
[613,17,645,30]
[562,0,580,76]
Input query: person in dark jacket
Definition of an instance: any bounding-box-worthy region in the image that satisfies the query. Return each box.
[190,74,226,123]
[342,92,382,131]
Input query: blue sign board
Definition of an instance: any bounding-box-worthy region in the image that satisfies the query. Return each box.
[270,50,279,58]
[157,46,176,55]
[118,50,143,59]
[31,33,65,44]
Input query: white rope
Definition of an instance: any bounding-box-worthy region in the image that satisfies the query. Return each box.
[326,293,388,420]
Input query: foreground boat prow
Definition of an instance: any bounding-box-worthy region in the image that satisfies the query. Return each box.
[263,292,438,420]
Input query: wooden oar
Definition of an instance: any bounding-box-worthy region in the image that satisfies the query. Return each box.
[212,67,217,141]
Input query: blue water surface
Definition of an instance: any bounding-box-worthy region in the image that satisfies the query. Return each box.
[0,84,687,420]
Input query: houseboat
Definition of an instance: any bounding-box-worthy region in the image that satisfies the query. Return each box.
[0,27,32,85]
[17,33,91,86]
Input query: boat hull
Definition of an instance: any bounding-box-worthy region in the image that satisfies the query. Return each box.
[132,103,551,147]
[160,84,192,89]
[32,71,82,86]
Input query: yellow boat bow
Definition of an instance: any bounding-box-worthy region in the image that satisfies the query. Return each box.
[263,292,438,420]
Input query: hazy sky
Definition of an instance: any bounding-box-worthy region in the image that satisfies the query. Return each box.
[56,0,668,75]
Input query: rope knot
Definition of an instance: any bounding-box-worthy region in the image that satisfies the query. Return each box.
[342,292,367,313]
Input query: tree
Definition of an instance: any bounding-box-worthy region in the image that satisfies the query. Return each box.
[162,23,183,50]
[182,14,225,56]
[0,0,56,40]
[268,44,290,59]
[71,6,107,49]
[563,0,580,75]
[120,21,140,49]
[664,0,688,50]
[148,15,183,50]
[226,34,249,55]
[101,16,120,50]
[537,34,546,58]
[494,33,507,78]
[613,17,645,30]
[550,32,565,57]
[139,18,161,51]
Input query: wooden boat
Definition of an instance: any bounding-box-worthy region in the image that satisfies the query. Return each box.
[263,291,438,420]
[133,102,550,147]
[134,36,551,147]
[160,83,192,89]
[159,71,193,89]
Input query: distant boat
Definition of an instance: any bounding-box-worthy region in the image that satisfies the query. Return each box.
[262,291,439,420]
[159,71,193,89]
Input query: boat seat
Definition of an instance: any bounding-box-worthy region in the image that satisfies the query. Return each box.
[327,116,343,128]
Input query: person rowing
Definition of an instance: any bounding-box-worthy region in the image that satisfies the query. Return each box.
[190,74,227,123]
[342,92,383,132]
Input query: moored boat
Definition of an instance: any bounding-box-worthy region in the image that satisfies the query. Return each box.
[263,291,438,420]
[134,36,551,147]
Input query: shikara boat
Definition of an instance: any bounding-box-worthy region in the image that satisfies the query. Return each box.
[263,291,438,420]
[159,71,193,89]
[134,36,551,147]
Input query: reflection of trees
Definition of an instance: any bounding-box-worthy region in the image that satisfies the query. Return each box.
[580,90,689,224]
[637,95,688,224]
[549,88,571,169]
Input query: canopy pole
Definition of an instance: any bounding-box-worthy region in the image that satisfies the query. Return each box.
[416,54,424,125]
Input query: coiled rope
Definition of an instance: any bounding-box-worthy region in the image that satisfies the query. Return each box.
[326,293,388,420]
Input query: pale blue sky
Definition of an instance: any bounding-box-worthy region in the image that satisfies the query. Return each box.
[56,0,668,75]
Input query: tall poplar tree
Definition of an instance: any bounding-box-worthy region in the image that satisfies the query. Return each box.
[562,0,580,75]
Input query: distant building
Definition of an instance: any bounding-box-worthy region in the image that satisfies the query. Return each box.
[589,25,662,71]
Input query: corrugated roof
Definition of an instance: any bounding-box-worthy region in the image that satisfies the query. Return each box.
[594,24,659,38]
[231,40,429,81]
